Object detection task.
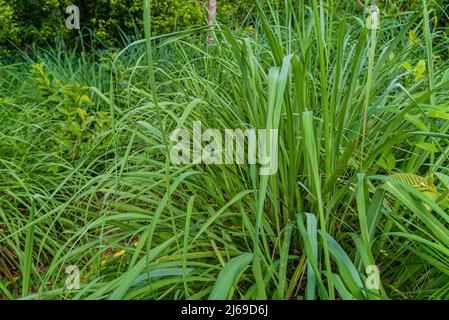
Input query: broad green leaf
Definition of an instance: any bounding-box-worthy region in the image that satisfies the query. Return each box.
[402,61,412,73]
[209,253,253,300]
[429,110,449,120]
[414,60,426,81]
[414,142,438,152]
[318,232,365,300]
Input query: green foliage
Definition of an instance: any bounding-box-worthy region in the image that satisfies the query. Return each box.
[0,0,19,57]
[6,0,66,46]
[2,0,449,301]
[0,0,18,43]
[0,0,253,49]
[29,61,110,159]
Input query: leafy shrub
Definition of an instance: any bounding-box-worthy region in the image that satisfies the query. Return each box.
[0,0,254,49]
[30,62,110,159]
[0,0,18,43]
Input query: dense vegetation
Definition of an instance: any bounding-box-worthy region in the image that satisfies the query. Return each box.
[1,0,449,300]
[0,0,252,50]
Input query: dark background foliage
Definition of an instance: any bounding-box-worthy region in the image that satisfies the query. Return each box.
[0,0,446,55]
[0,0,253,50]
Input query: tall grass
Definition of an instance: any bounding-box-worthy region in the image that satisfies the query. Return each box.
[1,0,449,299]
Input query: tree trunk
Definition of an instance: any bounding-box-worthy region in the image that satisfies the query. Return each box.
[208,0,217,25]
[207,0,217,45]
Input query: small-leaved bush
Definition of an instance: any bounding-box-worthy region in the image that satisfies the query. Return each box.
[1,0,254,50]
